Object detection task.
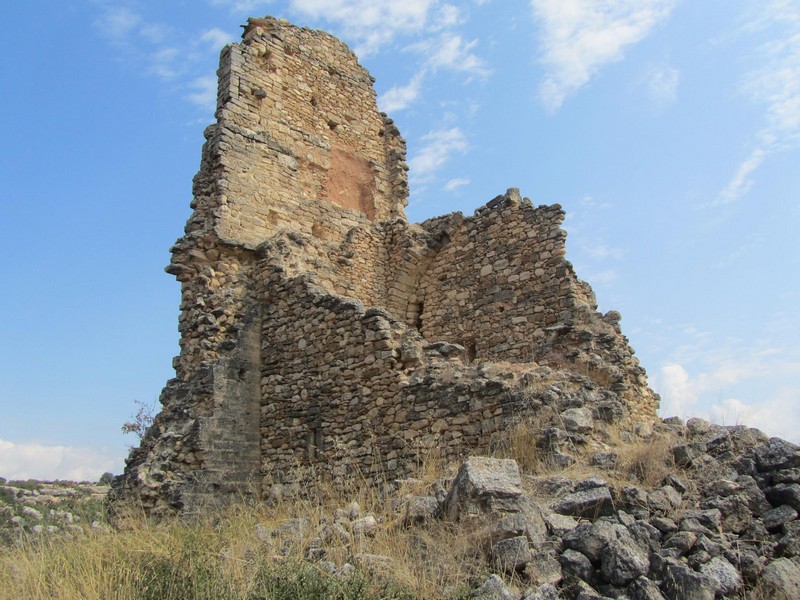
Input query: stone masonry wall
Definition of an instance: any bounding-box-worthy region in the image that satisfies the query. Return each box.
[257,270,530,493]
[211,17,408,249]
[110,17,659,517]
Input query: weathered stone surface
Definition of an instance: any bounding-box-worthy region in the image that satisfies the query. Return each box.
[755,439,800,472]
[765,483,800,511]
[700,556,743,596]
[559,549,595,584]
[661,560,714,600]
[648,485,681,514]
[662,530,697,555]
[552,486,615,520]
[443,458,522,521]
[777,520,800,557]
[523,583,559,600]
[628,576,666,600]
[489,497,548,545]
[402,496,438,525]
[545,512,579,536]
[600,532,650,585]
[560,407,593,434]
[491,536,531,573]
[772,468,800,484]
[758,558,800,599]
[524,553,562,586]
[471,574,515,600]
[762,504,798,531]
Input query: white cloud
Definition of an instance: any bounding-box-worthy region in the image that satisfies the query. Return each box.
[530,0,675,112]
[710,389,800,443]
[94,5,141,43]
[583,268,619,287]
[93,2,237,113]
[434,4,463,29]
[290,0,440,56]
[412,32,490,79]
[0,437,118,482]
[378,73,425,113]
[654,351,800,443]
[715,1,800,204]
[444,177,470,191]
[585,242,624,261]
[208,0,273,12]
[186,76,219,112]
[201,27,235,50]
[654,363,698,418]
[150,47,181,80]
[644,65,679,108]
[409,127,468,182]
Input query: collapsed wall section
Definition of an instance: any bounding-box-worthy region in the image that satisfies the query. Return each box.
[381,189,658,421]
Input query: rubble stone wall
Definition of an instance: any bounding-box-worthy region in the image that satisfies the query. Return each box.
[211,18,408,250]
[110,17,659,517]
[258,271,532,493]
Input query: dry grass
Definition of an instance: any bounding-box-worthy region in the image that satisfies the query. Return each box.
[0,464,486,600]
[615,435,675,488]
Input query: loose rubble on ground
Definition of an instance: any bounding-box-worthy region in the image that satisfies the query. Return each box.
[243,417,799,599]
[4,415,800,599]
[0,479,110,543]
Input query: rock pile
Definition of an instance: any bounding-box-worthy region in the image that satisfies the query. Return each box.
[458,419,800,599]
[247,420,800,599]
[0,478,110,544]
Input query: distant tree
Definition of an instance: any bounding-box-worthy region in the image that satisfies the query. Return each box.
[121,399,156,444]
[98,472,115,485]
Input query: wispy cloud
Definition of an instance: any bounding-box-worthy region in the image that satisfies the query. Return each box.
[379,73,425,113]
[530,0,675,112]
[382,28,490,113]
[411,32,490,79]
[444,177,470,191]
[150,47,181,80]
[186,76,219,112]
[715,1,800,205]
[643,64,680,109]
[201,27,236,49]
[656,360,800,443]
[409,127,468,183]
[94,5,141,42]
[710,389,800,443]
[0,437,118,481]
[208,0,272,13]
[93,1,235,115]
[652,315,800,442]
[289,0,446,56]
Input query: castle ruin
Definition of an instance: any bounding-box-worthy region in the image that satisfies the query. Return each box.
[110,17,659,517]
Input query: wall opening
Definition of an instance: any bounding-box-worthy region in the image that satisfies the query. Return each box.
[464,341,477,363]
[306,426,324,460]
[409,301,424,331]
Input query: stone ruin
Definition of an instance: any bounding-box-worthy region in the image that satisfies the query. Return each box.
[109,17,659,517]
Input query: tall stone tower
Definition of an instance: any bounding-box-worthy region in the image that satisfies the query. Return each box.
[110,17,658,518]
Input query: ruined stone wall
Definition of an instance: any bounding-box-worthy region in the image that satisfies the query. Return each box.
[408,190,656,418]
[211,18,408,249]
[110,17,659,518]
[257,270,530,493]
[415,191,572,361]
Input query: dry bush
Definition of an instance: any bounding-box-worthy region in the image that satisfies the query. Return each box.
[616,435,675,487]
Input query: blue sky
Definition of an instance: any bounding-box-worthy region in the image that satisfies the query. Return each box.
[1,0,798,481]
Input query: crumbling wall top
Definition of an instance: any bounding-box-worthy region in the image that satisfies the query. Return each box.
[196,16,408,250]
